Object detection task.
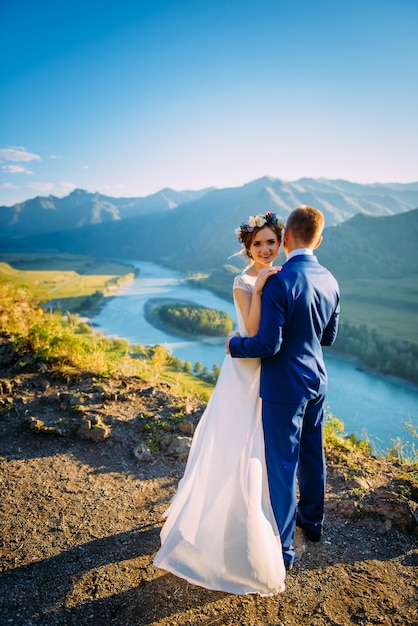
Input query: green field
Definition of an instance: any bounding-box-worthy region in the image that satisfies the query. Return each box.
[0,253,136,312]
[339,276,418,346]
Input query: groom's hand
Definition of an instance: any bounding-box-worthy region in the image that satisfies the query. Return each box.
[226,333,240,354]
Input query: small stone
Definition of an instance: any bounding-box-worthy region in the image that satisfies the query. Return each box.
[133,444,153,462]
[167,436,192,460]
[77,419,92,440]
[0,379,13,394]
[27,416,46,431]
[178,421,194,435]
[90,423,111,442]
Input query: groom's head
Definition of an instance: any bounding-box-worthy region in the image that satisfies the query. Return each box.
[284,206,324,254]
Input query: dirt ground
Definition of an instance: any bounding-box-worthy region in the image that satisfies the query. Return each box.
[0,359,417,626]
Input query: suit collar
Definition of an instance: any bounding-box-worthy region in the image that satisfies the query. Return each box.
[285,254,318,264]
[286,247,313,261]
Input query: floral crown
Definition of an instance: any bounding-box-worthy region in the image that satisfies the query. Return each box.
[235,211,284,243]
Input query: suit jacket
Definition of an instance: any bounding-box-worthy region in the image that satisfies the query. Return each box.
[229,254,340,403]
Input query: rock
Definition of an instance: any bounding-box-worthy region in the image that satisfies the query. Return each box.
[159,434,173,448]
[133,444,153,462]
[89,413,104,425]
[59,392,81,407]
[336,500,358,518]
[347,476,372,492]
[167,436,192,460]
[362,494,417,532]
[77,419,92,440]
[90,423,111,442]
[27,416,46,431]
[178,420,195,435]
[0,379,13,395]
[26,416,63,436]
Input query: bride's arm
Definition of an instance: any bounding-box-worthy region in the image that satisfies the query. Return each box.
[234,288,260,336]
[234,267,279,336]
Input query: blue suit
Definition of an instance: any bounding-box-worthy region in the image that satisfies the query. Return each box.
[229,254,340,565]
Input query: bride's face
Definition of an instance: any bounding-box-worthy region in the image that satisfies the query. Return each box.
[249,226,280,267]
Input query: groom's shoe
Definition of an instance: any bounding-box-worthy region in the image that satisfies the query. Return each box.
[296,515,323,542]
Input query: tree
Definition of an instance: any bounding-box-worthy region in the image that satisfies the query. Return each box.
[212,364,221,381]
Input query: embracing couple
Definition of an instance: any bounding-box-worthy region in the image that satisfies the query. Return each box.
[154,206,340,595]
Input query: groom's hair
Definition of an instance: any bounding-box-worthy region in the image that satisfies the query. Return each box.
[286,206,324,246]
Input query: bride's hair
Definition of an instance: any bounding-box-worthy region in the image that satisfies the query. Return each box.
[240,222,283,261]
[236,213,283,261]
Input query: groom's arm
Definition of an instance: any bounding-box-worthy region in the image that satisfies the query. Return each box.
[229,277,286,358]
[321,298,340,346]
[321,281,340,346]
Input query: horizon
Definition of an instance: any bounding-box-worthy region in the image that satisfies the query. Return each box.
[1,0,417,206]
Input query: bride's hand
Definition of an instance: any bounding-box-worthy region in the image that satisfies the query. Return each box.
[254,266,281,293]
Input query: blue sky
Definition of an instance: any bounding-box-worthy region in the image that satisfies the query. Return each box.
[1,0,417,206]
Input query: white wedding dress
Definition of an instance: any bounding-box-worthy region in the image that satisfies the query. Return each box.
[153,271,286,595]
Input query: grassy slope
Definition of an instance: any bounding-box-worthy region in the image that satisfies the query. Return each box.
[0,253,136,312]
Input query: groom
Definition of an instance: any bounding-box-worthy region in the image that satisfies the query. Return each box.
[227,206,340,569]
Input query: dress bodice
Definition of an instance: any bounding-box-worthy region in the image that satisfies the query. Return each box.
[233,271,257,337]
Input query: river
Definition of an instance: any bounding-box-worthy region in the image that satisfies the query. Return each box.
[91,261,418,455]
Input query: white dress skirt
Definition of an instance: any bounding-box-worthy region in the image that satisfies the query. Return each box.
[153,271,286,596]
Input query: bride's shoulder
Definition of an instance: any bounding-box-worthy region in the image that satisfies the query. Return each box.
[233,270,255,292]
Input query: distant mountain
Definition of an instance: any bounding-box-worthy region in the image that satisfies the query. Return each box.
[316,208,418,280]
[1,177,417,274]
[0,187,213,237]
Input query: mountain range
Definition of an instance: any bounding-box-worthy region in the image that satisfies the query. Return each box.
[1,177,418,278]
[1,177,418,240]
[0,187,212,238]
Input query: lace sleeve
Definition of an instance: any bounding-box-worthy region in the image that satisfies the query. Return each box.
[233,273,253,294]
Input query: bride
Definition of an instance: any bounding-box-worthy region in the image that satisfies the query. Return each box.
[153,212,286,596]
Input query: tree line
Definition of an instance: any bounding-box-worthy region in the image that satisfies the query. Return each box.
[331,321,418,385]
[153,304,234,337]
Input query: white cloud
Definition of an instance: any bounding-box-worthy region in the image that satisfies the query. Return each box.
[49,155,63,160]
[27,182,56,194]
[0,147,41,163]
[0,182,19,189]
[59,181,77,194]
[88,183,126,194]
[27,181,76,196]
[82,164,89,170]
[2,165,33,174]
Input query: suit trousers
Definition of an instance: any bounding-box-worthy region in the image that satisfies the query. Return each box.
[262,395,326,565]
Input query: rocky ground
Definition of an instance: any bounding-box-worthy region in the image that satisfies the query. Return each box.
[0,345,417,625]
